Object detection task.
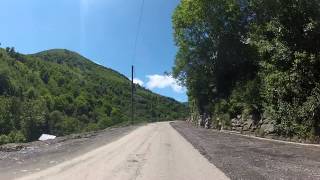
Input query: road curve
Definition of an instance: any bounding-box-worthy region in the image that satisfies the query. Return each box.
[17,122,228,180]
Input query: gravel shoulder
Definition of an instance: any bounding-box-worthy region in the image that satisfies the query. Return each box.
[171,121,320,180]
[0,125,139,180]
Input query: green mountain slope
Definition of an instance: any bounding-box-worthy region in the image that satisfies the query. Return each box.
[0,48,187,144]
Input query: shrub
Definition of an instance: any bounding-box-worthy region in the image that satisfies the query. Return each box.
[8,131,26,143]
[61,117,81,135]
[98,116,112,129]
[0,135,11,145]
[84,123,99,132]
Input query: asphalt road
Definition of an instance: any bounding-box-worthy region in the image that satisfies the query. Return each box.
[5,121,320,180]
[171,121,320,180]
[17,122,228,180]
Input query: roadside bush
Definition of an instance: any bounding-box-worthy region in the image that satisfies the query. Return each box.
[213,100,229,115]
[98,116,112,129]
[20,100,47,141]
[0,135,11,145]
[110,108,125,124]
[214,113,231,130]
[60,117,81,135]
[84,123,99,132]
[48,110,64,135]
[8,131,26,143]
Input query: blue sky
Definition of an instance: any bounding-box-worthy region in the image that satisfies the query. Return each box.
[0,0,187,102]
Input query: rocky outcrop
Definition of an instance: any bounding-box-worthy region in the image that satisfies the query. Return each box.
[190,113,319,144]
[231,115,275,137]
[190,111,276,137]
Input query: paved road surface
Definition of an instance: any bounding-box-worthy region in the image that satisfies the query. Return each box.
[17,122,228,180]
[1,125,138,180]
[171,121,320,180]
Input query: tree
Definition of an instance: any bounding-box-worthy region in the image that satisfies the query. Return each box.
[172,0,320,140]
[26,87,38,99]
[172,0,259,117]
[60,117,81,135]
[9,97,23,130]
[0,72,14,95]
[0,97,13,135]
[20,100,47,141]
[249,0,320,138]
[47,110,64,135]
[98,115,112,129]
[40,70,50,84]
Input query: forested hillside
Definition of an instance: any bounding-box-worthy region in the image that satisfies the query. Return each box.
[172,0,320,142]
[0,48,187,144]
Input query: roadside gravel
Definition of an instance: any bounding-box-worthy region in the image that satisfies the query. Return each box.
[171,121,320,180]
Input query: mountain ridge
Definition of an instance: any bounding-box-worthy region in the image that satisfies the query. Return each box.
[0,47,187,144]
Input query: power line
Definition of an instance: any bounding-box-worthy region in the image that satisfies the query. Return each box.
[131,0,145,125]
[132,0,145,65]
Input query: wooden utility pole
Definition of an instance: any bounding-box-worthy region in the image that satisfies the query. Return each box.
[131,65,134,125]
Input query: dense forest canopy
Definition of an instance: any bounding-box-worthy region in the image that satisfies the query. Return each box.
[0,48,188,144]
[172,0,320,141]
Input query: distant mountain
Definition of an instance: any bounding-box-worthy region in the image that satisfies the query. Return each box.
[0,48,187,144]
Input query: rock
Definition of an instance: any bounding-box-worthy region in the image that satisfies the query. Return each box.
[0,143,26,152]
[231,115,242,128]
[205,118,212,129]
[231,118,239,126]
[261,123,275,134]
[235,127,242,131]
[231,118,237,124]
[242,119,253,131]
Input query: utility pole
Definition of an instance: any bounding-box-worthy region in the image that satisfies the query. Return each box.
[131,65,134,125]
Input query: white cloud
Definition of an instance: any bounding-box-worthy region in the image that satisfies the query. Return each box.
[133,78,144,86]
[146,74,185,93]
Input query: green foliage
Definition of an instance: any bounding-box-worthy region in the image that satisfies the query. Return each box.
[0,97,13,135]
[47,110,64,135]
[84,123,99,132]
[0,71,15,95]
[229,79,262,118]
[0,48,187,144]
[218,113,231,129]
[0,135,11,145]
[249,0,320,138]
[98,116,113,129]
[8,131,26,143]
[172,0,320,140]
[60,117,81,135]
[173,0,259,115]
[26,87,38,99]
[20,100,47,141]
